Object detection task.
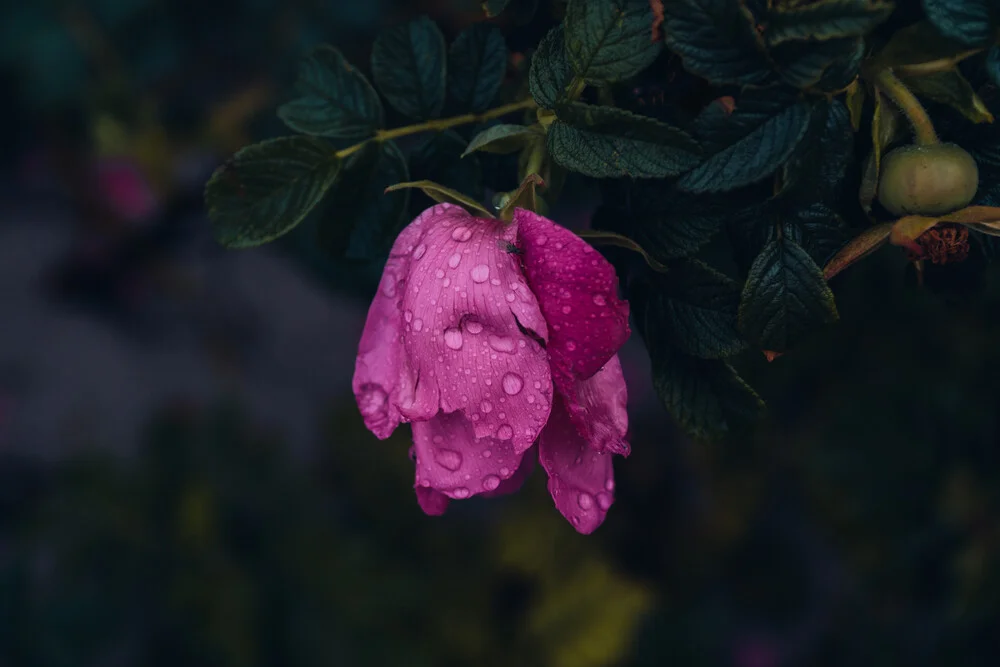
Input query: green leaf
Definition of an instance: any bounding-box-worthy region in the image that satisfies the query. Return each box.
[869,20,977,70]
[548,103,702,178]
[564,0,662,83]
[529,25,573,109]
[783,203,850,267]
[901,69,995,124]
[648,260,748,359]
[770,36,862,89]
[463,124,543,156]
[205,137,341,248]
[989,46,1000,87]
[660,0,773,85]
[763,0,895,46]
[319,141,411,259]
[498,174,544,221]
[779,98,853,207]
[650,346,765,440]
[738,237,839,352]
[923,0,998,47]
[482,0,511,16]
[678,90,812,193]
[277,45,385,140]
[448,24,508,113]
[385,180,494,218]
[371,16,447,120]
[626,183,731,259]
[409,130,484,213]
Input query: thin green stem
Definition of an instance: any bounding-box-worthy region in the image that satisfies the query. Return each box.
[336,98,537,160]
[873,69,939,146]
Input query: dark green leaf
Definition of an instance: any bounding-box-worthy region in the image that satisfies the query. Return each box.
[923,0,998,47]
[463,124,543,156]
[902,68,995,123]
[277,45,385,140]
[205,137,341,248]
[988,46,1000,87]
[320,141,411,259]
[770,36,862,89]
[529,25,572,109]
[627,183,731,259]
[738,237,839,352]
[779,98,853,207]
[564,0,662,82]
[371,16,447,120]
[763,0,895,46]
[650,346,765,440]
[869,20,976,70]
[498,173,544,221]
[548,102,702,178]
[811,36,866,91]
[448,24,508,113]
[409,130,484,214]
[678,90,812,193]
[784,203,851,267]
[648,260,748,359]
[482,0,511,16]
[660,0,773,85]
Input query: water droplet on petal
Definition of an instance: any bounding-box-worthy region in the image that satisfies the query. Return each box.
[577,492,594,510]
[501,373,523,395]
[566,341,576,351]
[496,424,514,440]
[404,310,413,322]
[499,466,511,476]
[482,449,492,458]
[505,293,516,302]
[358,386,388,419]
[535,234,548,246]
[470,264,490,283]
[435,449,462,471]
[443,277,451,287]
[483,475,501,491]
[381,276,397,297]
[453,487,471,499]
[413,319,424,332]
[597,492,613,510]
[562,305,572,314]
[444,328,464,350]
[448,253,462,268]
[413,244,427,260]
[488,335,516,353]
[465,320,483,334]
[490,278,501,286]
[480,400,493,413]
[605,479,615,492]
[451,226,473,242]
[436,269,445,279]
[593,294,607,306]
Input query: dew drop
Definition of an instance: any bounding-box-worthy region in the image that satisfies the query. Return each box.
[451,226,473,242]
[470,264,490,283]
[435,269,446,279]
[562,305,572,314]
[381,276,397,298]
[593,294,607,306]
[488,335,516,353]
[605,479,615,492]
[505,292,516,302]
[490,278,501,286]
[496,424,514,440]
[597,492,613,510]
[435,449,463,471]
[499,466,511,477]
[448,253,462,268]
[413,244,427,260]
[566,341,576,351]
[465,320,483,334]
[413,319,424,332]
[444,328,464,350]
[577,492,594,510]
[358,386,388,419]
[501,373,523,395]
[453,487,471,499]
[404,310,413,323]
[482,475,501,491]
[480,400,493,413]
[535,234,548,246]
[482,449,492,458]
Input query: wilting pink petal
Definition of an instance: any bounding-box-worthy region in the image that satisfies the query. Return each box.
[515,208,630,385]
[415,487,450,516]
[482,445,537,498]
[398,204,552,453]
[352,221,428,439]
[561,355,630,455]
[538,396,617,534]
[412,410,532,500]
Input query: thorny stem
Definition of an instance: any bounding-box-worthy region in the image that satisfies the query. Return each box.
[873,69,939,146]
[335,98,537,160]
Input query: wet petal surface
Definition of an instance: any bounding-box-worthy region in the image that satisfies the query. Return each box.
[560,355,630,455]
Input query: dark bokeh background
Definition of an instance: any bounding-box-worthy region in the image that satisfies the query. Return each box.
[2,1,999,666]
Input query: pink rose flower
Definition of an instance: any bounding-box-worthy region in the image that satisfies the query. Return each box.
[353,204,631,533]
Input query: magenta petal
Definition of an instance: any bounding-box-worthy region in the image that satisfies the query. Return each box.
[538,396,617,534]
[415,487,450,516]
[561,355,630,455]
[481,445,537,498]
[399,204,552,453]
[412,410,532,500]
[515,208,630,382]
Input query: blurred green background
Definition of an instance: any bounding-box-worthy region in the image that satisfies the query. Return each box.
[1,1,999,666]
